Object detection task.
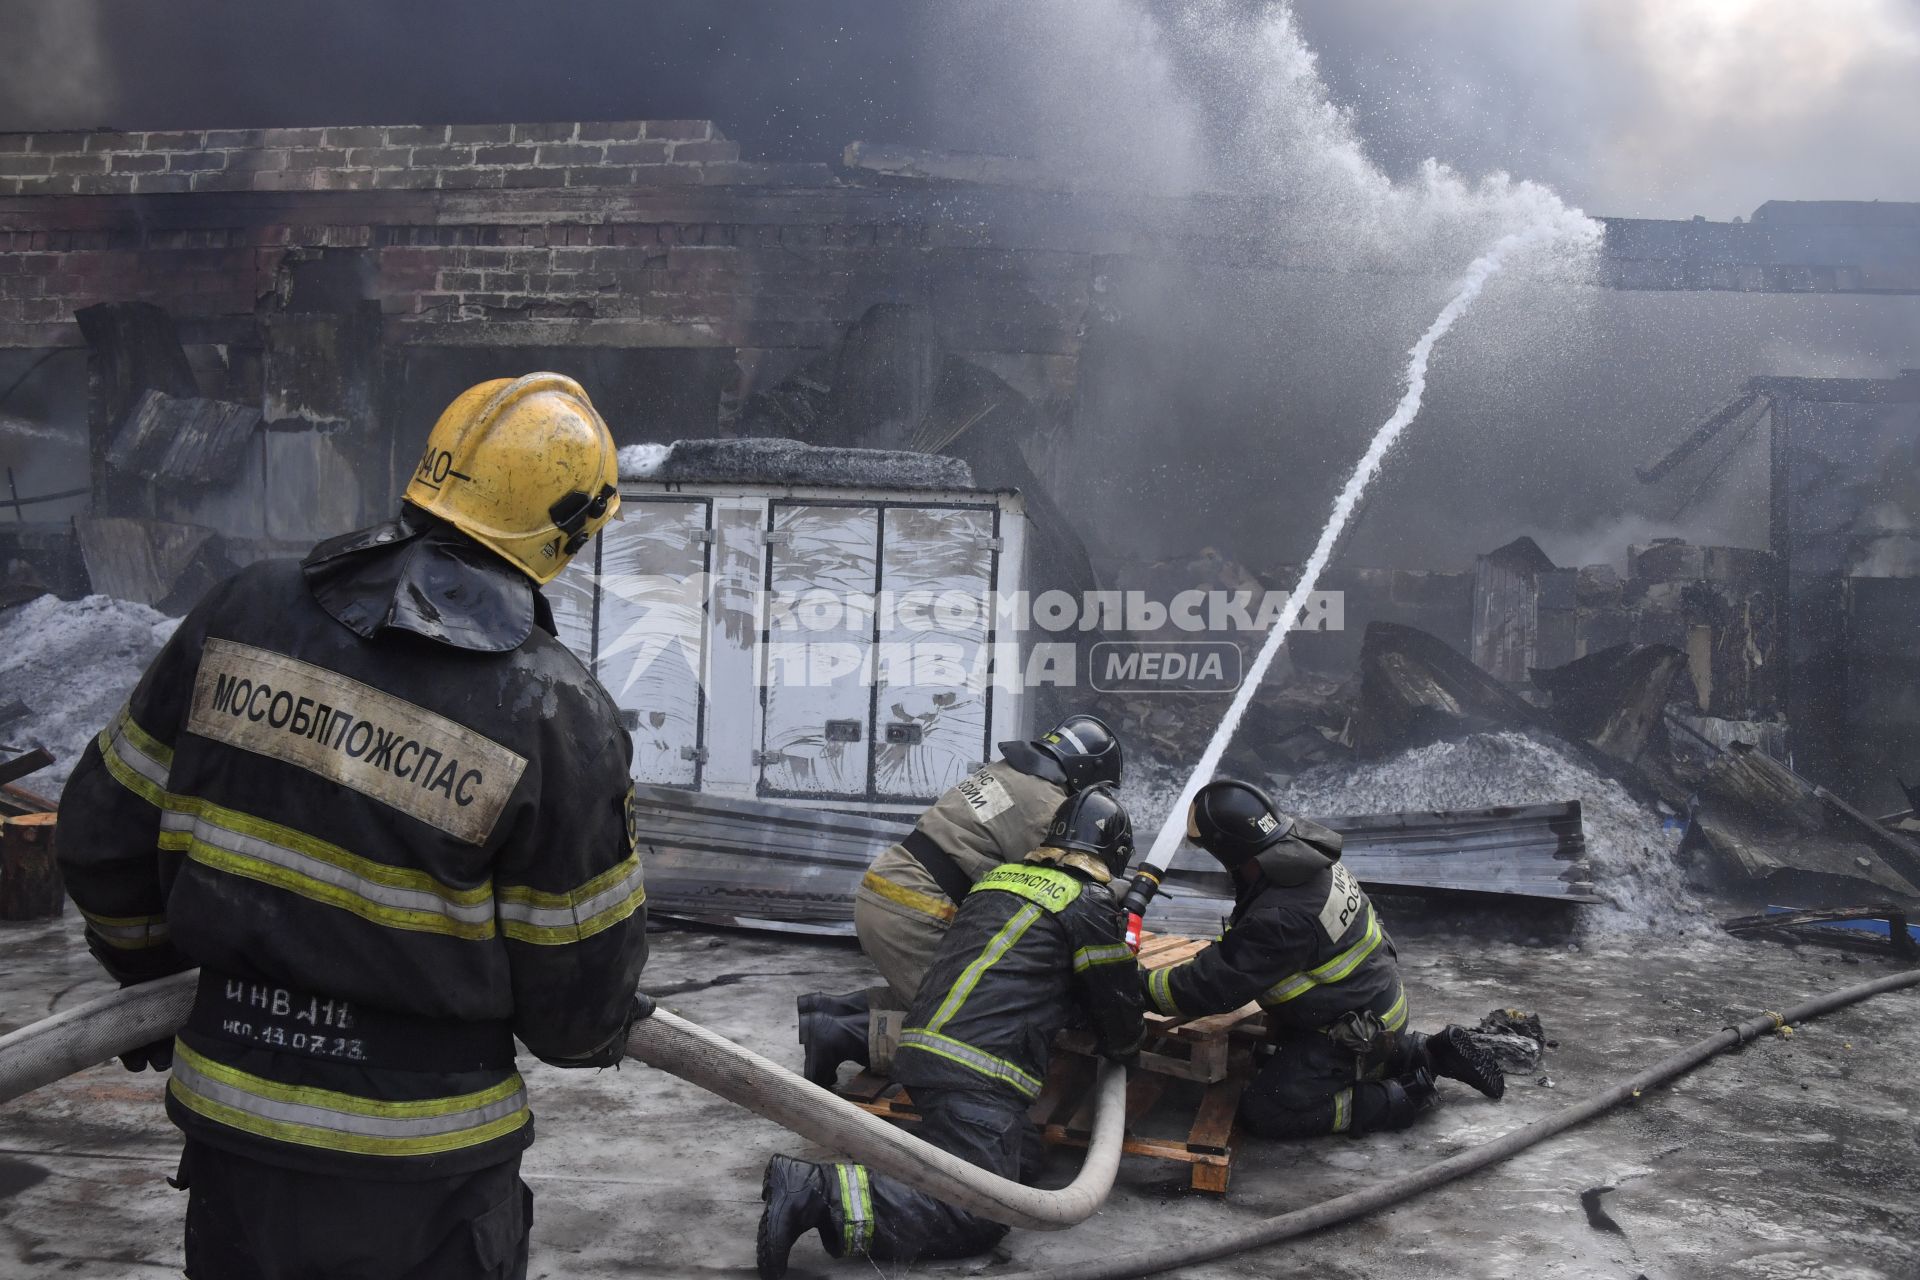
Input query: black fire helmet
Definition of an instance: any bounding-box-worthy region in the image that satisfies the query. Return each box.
[1186,779,1341,868]
[1045,784,1135,879]
[1033,714,1124,791]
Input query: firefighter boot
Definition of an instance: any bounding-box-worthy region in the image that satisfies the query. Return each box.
[1376,1067,1438,1130]
[757,1155,831,1280]
[1416,1025,1506,1099]
[796,988,872,1020]
[799,1009,870,1088]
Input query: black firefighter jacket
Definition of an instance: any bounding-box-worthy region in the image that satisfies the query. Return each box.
[893,859,1143,1101]
[1141,845,1406,1037]
[57,518,648,1181]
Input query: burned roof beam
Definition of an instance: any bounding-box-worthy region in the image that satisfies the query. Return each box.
[1635,389,1765,484]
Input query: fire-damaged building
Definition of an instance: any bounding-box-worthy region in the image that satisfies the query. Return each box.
[1,5,1920,1266]
[1,119,1919,830]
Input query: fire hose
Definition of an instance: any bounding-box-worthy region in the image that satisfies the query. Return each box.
[0,968,1125,1233]
[4,965,1915,1267]
[997,964,1920,1280]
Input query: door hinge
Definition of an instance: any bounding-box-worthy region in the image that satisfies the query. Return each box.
[679,745,709,763]
[976,537,1005,552]
[752,749,785,766]
[762,530,791,546]
[689,528,715,545]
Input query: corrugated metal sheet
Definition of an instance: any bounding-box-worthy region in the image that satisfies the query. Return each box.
[632,787,1599,937]
[108,389,262,486]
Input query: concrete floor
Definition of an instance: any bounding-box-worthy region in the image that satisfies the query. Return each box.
[1,911,1916,1280]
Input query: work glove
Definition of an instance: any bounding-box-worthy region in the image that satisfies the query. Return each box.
[119,1037,175,1073]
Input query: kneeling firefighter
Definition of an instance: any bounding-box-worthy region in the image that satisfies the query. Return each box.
[1142,780,1503,1138]
[56,374,650,1279]
[797,715,1123,1085]
[758,786,1144,1278]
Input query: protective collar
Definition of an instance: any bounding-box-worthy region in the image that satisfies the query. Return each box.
[1024,845,1113,885]
[998,740,1069,787]
[1251,838,1337,888]
[302,508,555,653]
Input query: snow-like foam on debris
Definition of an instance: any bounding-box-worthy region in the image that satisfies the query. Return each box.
[1129,730,1704,937]
[0,594,179,796]
[1274,732,1702,936]
[618,442,673,478]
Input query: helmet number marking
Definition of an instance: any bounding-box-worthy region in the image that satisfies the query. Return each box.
[413,448,472,490]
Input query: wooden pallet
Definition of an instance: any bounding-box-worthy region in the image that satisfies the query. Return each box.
[837,933,1262,1194]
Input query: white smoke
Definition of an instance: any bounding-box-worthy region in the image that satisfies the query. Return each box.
[0,6,113,130]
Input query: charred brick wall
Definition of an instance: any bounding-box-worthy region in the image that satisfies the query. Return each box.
[0,122,740,199]
[0,120,1092,423]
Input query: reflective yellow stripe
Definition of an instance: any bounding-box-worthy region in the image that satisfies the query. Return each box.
[833,1162,874,1254]
[1330,1087,1353,1133]
[1261,907,1384,1006]
[1073,942,1134,973]
[497,853,646,945]
[78,909,171,950]
[98,705,172,808]
[117,707,175,770]
[159,796,495,940]
[858,868,955,923]
[169,1042,528,1158]
[1146,963,1184,1016]
[896,1028,1045,1097]
[1380,985,1408,1033]
[925,904,1041,1031]
[970,863,1082,914]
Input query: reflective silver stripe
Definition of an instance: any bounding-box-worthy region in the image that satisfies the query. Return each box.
[896,1028,1045,1097]
[1146,964,1183,1015]
[1073,943,1134,972]
[161,809,494,927]
[833,1163,873,1254]
[1331,1087,1353,1133]
[1055,724,1088,754]
[495,860,646,931]
[100,706,171,794]
[80,913,170,947]
[106,721,172,790]
[172,1055,527,1140]
[925,904,1042,1031]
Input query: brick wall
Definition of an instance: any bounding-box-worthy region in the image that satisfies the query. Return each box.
[0,121,743,197]
[0,120,1094,421]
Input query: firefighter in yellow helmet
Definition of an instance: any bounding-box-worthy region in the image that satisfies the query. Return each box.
[58,374,645,1279]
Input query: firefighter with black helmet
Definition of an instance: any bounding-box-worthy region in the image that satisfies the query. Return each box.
[57,373,648,1279]
[1144,779,1504,1137]
[796,713,1123,1085]
[758,786,1143,1277]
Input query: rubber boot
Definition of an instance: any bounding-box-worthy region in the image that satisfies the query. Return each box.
[796,988,872,1021]
[757,1155,831,1280]
[1416,1025,1506,1099]
[1377,1067,1437,1129]
[799,1009,870,1088]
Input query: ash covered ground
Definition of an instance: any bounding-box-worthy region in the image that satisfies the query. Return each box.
[3,594,1917,1277]
[0,595,177,795]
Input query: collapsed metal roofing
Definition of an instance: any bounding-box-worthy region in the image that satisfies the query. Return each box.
[106,389,261,486]
[621,437,977,491]
[630,785,1598,937]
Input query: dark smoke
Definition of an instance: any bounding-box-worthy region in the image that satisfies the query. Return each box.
[3,0,1918,577]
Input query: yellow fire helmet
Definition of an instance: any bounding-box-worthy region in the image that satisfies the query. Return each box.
[403,373,621,584]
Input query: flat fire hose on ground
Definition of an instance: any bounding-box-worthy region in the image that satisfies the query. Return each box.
[4,967,1916,1270]
[0,969,1125,1233]
[996,965,1920,1280]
